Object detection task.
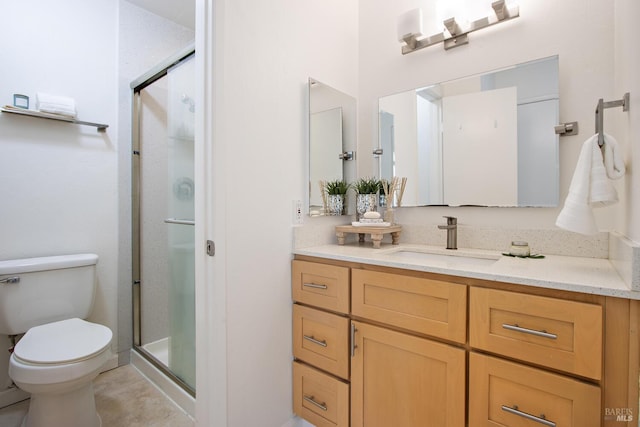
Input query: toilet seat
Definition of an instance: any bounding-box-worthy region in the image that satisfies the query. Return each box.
[14,318,112,364]
[9,318,112,387]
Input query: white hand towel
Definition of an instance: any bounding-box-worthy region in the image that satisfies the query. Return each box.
[36,92,77,118]
[555,134,623,235]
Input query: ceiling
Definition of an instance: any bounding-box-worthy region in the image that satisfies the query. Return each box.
[125,0,195,30]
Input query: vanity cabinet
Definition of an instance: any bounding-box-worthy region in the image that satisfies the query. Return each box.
[291,256,639,427]
[292,259,466,427]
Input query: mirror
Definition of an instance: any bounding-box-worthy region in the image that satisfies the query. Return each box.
[377,56,559,207]
[309,78,357,214]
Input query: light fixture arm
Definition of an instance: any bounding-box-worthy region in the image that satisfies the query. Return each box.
[401,1,520,55]
[492,0,511,20]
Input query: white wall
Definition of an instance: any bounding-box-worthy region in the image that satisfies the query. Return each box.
[359,0,627,232]
[205,0,358,425]
[614,0,640,243]
[0,0,118,387]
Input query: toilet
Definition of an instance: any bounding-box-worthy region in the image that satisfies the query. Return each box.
[0,254,112,427]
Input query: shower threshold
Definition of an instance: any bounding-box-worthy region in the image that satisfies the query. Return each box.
[131,348,195,417]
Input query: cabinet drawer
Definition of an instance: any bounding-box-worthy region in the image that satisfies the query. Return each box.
[293,361,349,427]
[469,287,603,379]
[292,260,350,314]
[469,353,601,426]
[293,304,350,379]
[351,269,467,343]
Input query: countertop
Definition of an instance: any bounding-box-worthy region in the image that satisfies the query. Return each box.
[294,243,640,300]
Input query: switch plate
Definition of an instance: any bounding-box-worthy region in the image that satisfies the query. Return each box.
[293,200,303,224]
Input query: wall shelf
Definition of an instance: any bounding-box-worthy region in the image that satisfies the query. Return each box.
[1,106,108,132]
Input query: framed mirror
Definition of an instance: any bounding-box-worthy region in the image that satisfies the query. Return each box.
[309,78,357,214]
[377,55,559,207]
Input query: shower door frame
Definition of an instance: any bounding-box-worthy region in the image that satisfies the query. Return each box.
[131,44,196,397]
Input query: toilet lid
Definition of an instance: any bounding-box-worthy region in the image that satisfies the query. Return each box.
[14,318,112,364]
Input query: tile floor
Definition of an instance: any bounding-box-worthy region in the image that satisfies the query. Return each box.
[0,365,194,427]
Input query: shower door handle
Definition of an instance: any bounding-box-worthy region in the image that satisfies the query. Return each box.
[164,218,195,226]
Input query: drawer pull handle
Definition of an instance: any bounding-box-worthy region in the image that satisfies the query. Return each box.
[501,405,556,427]
[351,323,357,357]
[303,395,327,411]
[502,323,558,340]
[0,276,20,284]
[303,335,327,347]
[303,283,328,290]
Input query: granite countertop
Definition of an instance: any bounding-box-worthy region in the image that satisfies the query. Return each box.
[294,243,640,300]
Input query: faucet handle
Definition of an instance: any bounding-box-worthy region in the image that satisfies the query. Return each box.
[442,216,457,225]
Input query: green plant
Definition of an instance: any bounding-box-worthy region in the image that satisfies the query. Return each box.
[325,179,350,195]
[354,177,381,194]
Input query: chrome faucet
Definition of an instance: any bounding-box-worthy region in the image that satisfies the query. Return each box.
[438,216,457,250]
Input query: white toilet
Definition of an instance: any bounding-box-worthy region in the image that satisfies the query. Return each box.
[0,254,112,427]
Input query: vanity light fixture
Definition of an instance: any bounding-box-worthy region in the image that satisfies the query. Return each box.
[399,0,520,54]
[397,8,424,50]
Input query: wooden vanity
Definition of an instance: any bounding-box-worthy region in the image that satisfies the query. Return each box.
[291,255,639,427]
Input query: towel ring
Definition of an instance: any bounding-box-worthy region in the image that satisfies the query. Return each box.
[595,92,630,147]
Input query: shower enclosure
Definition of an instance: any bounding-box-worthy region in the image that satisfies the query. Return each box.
[132,47,196,395]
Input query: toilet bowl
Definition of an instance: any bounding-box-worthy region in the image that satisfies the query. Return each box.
[0,254,112,427]
[9,318,113,427]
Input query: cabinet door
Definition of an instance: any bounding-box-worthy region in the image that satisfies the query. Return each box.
[292,260,350,314]
[469,287,602,379]
[351,321,465,427]
[352,268,467,343]
[293,304,350,379]
[469,352,601,426]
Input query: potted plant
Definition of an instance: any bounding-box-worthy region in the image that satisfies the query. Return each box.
[354,177,380,220]
[325,179,350,215]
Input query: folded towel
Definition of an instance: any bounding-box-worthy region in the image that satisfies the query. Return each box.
[36,92,77,118]
[602,133,626,179]
[556,134,625,235]
[359,218,384,224]
[351,221,391,227]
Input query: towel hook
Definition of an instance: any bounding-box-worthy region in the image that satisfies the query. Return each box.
[595,92,630,147]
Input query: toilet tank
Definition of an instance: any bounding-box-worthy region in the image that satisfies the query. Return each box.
[0,254,98,335]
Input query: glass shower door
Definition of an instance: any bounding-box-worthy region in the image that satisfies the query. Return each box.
[134,53,195,393]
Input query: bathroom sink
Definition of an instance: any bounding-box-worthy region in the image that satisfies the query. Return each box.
[386,248,500,267]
